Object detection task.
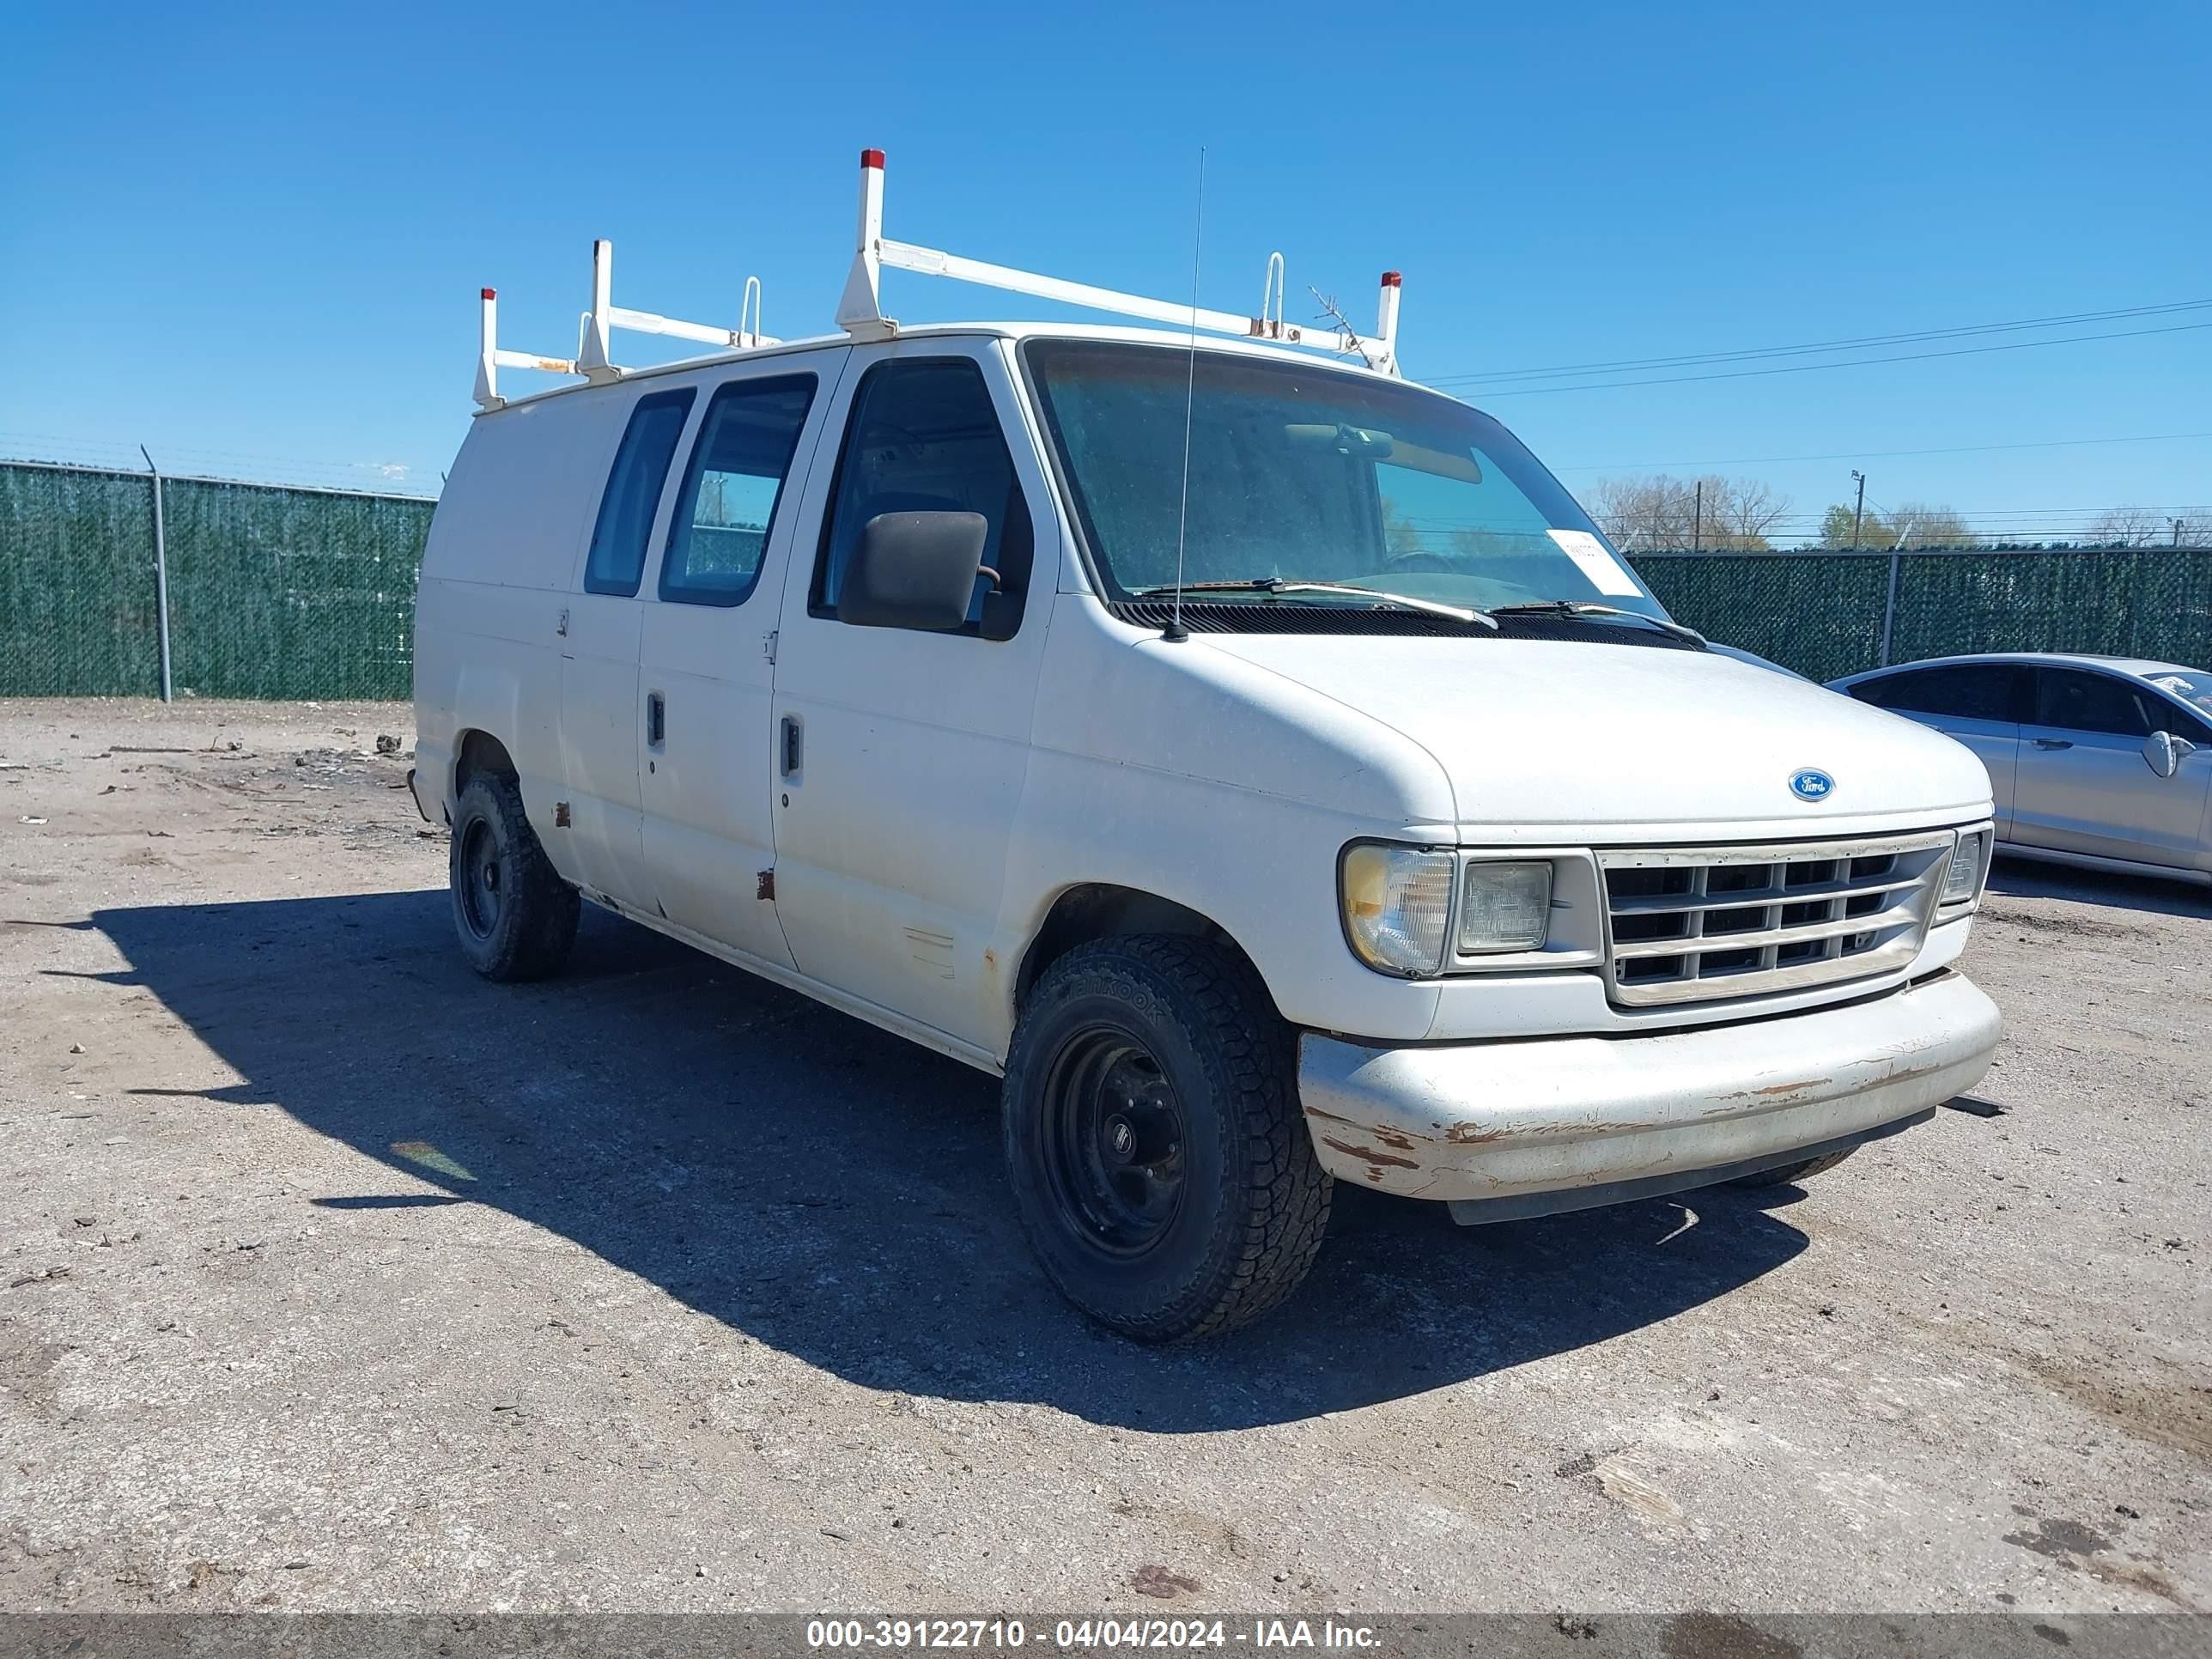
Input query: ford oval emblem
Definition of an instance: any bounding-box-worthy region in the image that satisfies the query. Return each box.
[1789,769,1835,802]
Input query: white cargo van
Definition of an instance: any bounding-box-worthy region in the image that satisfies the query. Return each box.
[412,151,2002,1340]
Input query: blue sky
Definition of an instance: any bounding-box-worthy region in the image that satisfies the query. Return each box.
[3,0,2206,540]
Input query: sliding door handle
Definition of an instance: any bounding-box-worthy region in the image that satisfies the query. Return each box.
[646,691,665,746]
[780,714,801,777]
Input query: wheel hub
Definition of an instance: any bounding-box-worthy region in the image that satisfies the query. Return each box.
[458,819,504,939]
[1042,1031,1188,1257]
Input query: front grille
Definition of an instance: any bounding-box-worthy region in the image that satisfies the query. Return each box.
[1597,831,1954,1007]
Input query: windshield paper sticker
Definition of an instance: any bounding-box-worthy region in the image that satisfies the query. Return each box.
[1547,529,1643,598]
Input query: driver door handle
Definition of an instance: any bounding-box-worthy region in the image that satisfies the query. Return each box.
[2033,737,2072,750]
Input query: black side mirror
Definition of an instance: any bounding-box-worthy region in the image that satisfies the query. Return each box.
[839,511,988,632]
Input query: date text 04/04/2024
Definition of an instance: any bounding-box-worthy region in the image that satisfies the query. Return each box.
[805,1618,1382,1650]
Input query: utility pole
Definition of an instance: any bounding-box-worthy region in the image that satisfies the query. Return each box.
[1692,479,1703,551]
[1850,470,1868,551]
[2177,518,2186,549]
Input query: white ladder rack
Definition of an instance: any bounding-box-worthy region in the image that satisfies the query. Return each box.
[472,146,1404,410]
[836,148,1401,374]
[474,245,776,410]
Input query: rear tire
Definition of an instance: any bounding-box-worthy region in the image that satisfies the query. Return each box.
[1728,1146,1858,1188]
[1002,935,1332,1341]
[448,773,580,982]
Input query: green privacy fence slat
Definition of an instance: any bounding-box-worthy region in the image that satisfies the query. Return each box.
[5,459,2209,700]
[0,464,161,695]
[1627,553,1893,684]
[1632,549,2212,683]
[1,461,433,701]
[1890,549,2212,671]
[163,477,433,698]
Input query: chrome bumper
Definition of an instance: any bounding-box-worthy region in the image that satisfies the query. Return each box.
[1297,970,2000,1214]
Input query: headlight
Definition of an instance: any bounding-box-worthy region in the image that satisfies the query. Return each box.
[1458,860,1553,953]
[1339,843,1454,975]
[1942,830,1987,904]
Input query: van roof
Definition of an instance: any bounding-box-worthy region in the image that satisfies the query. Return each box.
[475,319,1434,416]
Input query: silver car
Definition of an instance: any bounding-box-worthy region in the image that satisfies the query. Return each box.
[1832,653,2212,885]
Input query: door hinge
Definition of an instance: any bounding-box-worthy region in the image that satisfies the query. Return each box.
[556,606,569,638]
[756,869,775,902]
[761,629,778,665]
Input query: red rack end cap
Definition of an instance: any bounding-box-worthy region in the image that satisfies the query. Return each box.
[860,148,886,169]
[1381,270,1402,289]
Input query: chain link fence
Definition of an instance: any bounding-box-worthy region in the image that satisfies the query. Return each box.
[1,460,433,700]
[5,456,2210,699]
[1631,547,2212,682]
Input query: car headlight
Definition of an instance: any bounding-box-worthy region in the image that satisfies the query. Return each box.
[1339,842,1454,975]
[1458,860,1553,953]
[1943,830,1987,904]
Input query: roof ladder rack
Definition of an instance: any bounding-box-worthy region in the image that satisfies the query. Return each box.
[472,146,1405,409]
[834,148,1403,376]
[475,241,776,410]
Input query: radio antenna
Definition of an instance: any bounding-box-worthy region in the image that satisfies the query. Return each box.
[1162,146,1206,645]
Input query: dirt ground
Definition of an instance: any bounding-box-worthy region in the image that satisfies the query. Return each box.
[1,697,2206,1616]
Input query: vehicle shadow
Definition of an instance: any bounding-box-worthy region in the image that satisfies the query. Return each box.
[86,890,1811,1432]
[1986,854,2209,920]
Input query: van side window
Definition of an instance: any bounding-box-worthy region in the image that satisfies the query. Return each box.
[813,358,1032,632]
[661,374,817,608]
[585,389,696,597]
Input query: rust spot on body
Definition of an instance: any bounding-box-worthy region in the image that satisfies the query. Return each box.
[1881,1060,1948,1087]
[1444,1121,1508,1145]
[1321,1136,1419,1172]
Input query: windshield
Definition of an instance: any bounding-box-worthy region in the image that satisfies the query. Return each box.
[2146,670,2212,717]
[1024,340,1664,619]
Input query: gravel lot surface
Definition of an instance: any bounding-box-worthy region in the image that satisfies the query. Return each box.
[1,698,2206,1617]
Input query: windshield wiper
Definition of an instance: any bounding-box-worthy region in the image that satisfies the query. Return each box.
[1489,600,1706,648]
[1129,579,1498,629]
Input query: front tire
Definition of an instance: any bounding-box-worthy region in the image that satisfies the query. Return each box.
[448,773,580,982]
[1002,936,1332,1341]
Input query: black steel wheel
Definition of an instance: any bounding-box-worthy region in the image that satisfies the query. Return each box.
[447,771,580,982]
[456,815,504,941]
[1003,934,1332,1341]
[1041,1031,1188,1257]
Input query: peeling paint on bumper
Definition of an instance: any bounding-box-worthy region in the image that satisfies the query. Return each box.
[1297,970,2001,1208]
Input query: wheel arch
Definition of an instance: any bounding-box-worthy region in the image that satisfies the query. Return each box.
[1012,883,1273,1016]
[452,728,519,797]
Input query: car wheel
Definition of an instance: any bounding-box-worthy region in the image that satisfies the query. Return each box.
[1728,1146,1859,1188]
[448,773,580,982]
[1002,935,1332,1341]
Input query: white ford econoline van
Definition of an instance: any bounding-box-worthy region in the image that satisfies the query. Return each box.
[413,151,2002,1340]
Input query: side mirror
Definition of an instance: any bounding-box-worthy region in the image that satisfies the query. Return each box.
[2142,730,2194,778]
[839,511,988,632]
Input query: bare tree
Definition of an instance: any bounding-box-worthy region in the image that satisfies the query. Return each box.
[2081,507,2212,548]
[1583,474,1791,551]
[1713,477,1791,546]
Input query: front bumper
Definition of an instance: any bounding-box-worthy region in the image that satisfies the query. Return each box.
[1297,969,2000,1214]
